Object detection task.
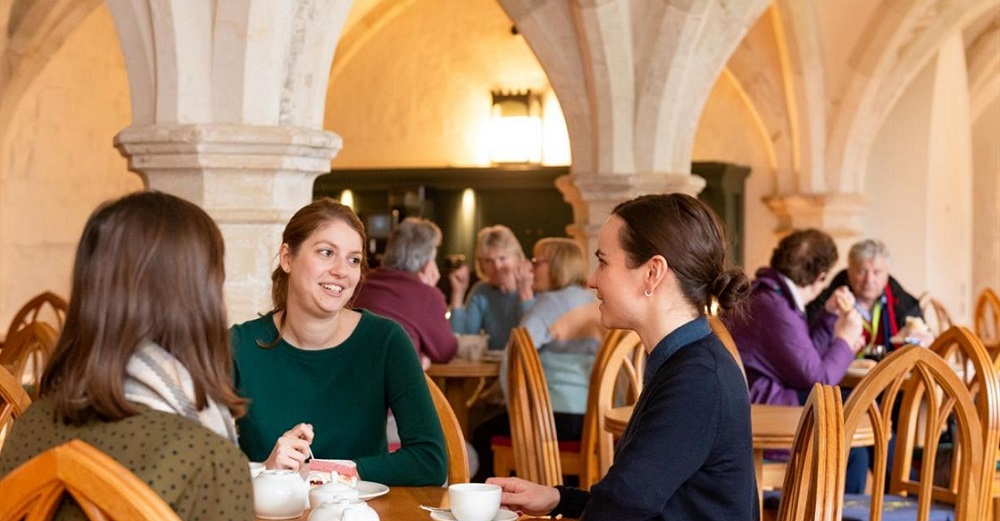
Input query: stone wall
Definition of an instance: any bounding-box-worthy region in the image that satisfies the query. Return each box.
[0,4,136,329]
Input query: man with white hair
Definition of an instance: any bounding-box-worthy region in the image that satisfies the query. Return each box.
[353,217,458,366]
[807,239,927,350]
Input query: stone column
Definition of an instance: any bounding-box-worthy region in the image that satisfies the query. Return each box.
[558,172,706,257]
[105,0,353,322]
[498,0,769,260]
[763,192,867,266]
[115,124,341,321]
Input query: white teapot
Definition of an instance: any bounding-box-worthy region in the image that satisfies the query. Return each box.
[308,499,380,521]
[309,481,361,509]
[253,469,309,519]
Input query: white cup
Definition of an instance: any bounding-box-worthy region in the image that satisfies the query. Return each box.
[456,334,489,361]
[448,483,501,521]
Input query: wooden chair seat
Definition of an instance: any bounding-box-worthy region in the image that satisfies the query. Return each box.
[424,373,470,484]
[841,344,995,520]
[976,288,1000,349]
[0,439,182,520]
[0,365,32,454]
[775,383,846,521]
[0,321,59,398]
[919,292,954,336]
[5,292,67,341]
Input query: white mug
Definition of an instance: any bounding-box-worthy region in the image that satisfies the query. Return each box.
[448,483,501,521]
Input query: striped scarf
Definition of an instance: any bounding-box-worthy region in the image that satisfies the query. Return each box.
[123,342,238,444]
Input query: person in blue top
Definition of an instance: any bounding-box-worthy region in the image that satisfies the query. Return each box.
[471,237,600,482]
[487,193,758,521]
[449,225,534,350]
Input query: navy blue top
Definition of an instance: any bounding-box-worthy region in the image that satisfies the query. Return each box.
[552,317,759,520]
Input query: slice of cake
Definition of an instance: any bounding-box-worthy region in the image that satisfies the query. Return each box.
[309,459,359,487]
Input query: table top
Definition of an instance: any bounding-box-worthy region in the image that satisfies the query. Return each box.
[256,486,549,520]
[604,403,875,448]
[427,359,500,378]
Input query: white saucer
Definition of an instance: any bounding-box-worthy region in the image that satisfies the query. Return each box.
[355,480,390,500]
[429,508,517,521]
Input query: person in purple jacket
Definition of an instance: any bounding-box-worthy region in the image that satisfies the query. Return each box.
[727,228,867,492]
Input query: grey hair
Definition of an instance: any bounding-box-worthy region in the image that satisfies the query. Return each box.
[381,218,442,273]
[848,239,890,266]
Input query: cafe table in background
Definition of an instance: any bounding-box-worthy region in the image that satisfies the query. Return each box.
[604,403,875,517]
[426,358,501,437]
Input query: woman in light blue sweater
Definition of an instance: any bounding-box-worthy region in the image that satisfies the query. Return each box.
[471,238,599,482]
[449,225,534,350]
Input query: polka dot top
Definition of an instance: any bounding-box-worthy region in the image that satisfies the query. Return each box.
[0,397,253,520]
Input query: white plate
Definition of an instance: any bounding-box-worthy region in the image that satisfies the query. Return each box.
[355,480,390,500]
[429,508,517,521]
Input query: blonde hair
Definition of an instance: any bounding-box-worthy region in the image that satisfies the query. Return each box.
[534,238,586,290]
[473,225,525,280]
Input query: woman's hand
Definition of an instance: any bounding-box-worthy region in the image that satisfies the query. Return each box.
[485,477,560,516]
[449,265,470,308]
[515,260,534,302]
[824,286,855,315]
[265,423,314,471]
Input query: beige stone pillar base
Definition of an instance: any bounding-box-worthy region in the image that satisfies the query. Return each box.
[115,124,342,323]
[557,172,706,262]
[763,192,868,265]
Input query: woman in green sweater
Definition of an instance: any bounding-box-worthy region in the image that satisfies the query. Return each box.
[232,198,447,486]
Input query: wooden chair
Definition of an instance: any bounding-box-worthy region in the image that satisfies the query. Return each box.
[499,327,563,486]
[424,373,470,484]
[5,292,67,340]
[919,292,954,336]
[919,326,999,519]
[776,383,846,521]
[585,329,645,480]
[0,439,182,520]
[0,321,59,398]
[708,315,745,381]
[0,365,32,455]
[492,328,624,488]
[976,288,1000,349]
[841,344,991,521]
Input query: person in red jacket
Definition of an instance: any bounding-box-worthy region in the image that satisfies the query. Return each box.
[353,217,458,367]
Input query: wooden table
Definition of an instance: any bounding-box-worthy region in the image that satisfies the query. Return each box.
[426,359,501,437]
[604,403,875,516]
[257,486,566,520]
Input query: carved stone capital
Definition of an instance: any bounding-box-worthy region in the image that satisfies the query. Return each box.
[763,192,868,244]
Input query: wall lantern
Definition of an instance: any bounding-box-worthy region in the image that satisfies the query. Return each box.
[488,89,542,165]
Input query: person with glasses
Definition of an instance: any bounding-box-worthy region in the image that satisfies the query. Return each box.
[449,225,534,351]
[471,238,598,483]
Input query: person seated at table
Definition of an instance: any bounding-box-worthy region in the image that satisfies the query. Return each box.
[0,191,253,519]
[353,217,457,368]
[470,237,600,483]
[231,198,447,486]
[727,228,867,493]
[489,193,758,520]
[449,224,534,350]
[806,238,930,350]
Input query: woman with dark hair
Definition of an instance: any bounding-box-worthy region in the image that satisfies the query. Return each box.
[488,194,757,520]
[230,197,447,486]
[0,191,252,520]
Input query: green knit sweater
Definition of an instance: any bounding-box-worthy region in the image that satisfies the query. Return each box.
[231,310,447,486]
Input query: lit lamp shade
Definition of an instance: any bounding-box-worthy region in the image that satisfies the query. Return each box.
[489,90,542,164]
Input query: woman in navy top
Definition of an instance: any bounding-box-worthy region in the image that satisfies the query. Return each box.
[487,193,759,521]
